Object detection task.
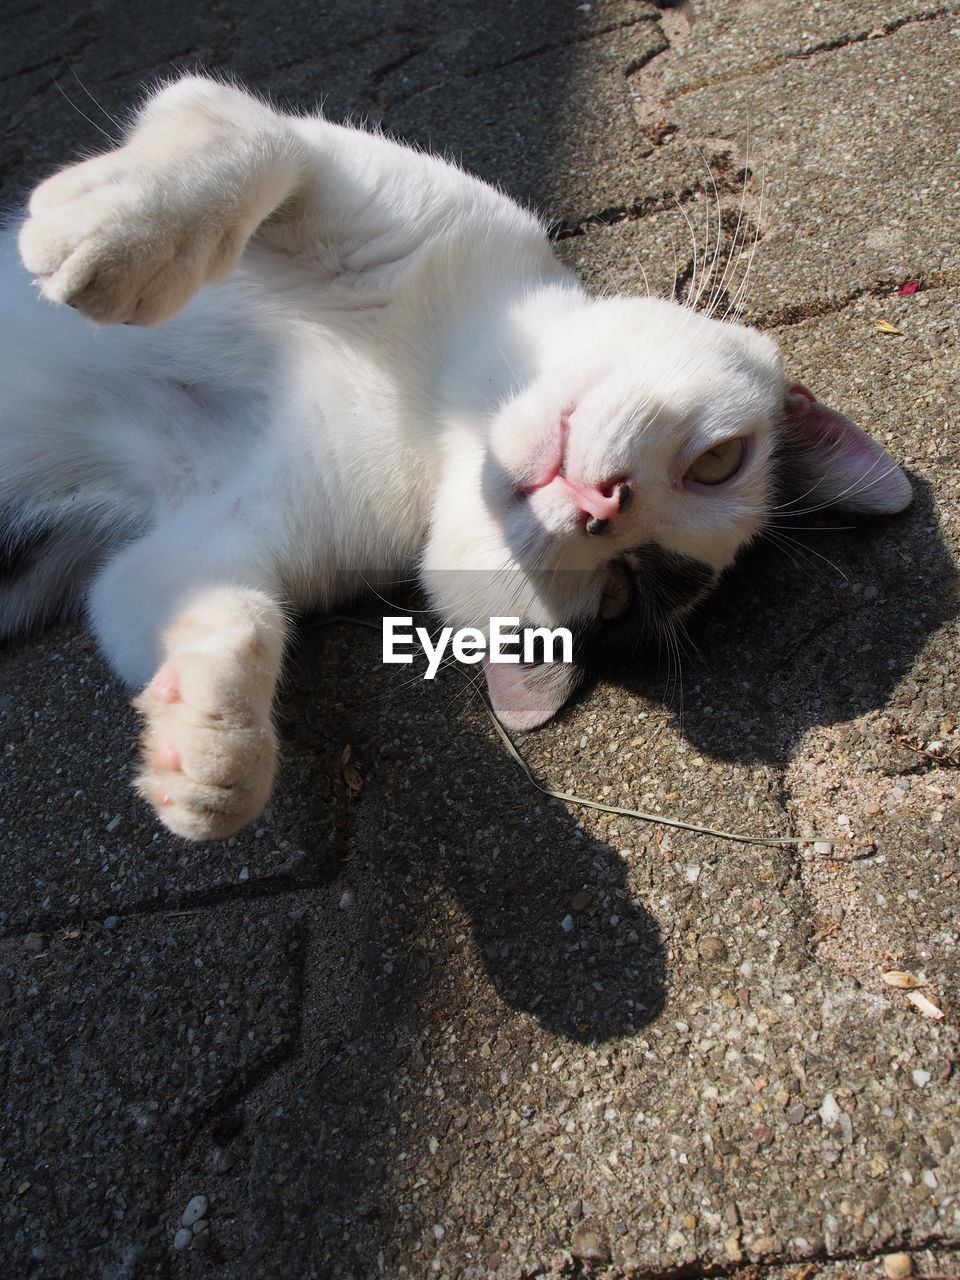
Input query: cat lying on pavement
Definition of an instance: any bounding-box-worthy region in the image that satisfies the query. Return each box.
[1,76,912,839]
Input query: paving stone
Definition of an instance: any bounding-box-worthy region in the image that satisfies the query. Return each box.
[607,16,960,320]
[388,22,666,220]
[0,903,302,1279]
[647,0,957,100]
[0,623,348,930]
[777,294,960,1018]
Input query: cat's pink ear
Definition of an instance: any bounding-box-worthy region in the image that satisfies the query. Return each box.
[483,656,583,731]
[781,383,912,514]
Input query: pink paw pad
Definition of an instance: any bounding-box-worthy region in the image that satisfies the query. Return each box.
[154,735,181,772]
[149,664,181,704]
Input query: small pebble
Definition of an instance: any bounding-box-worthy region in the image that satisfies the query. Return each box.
[723,1235,743,1263]
[560,915,574,933]
[338,889,355,910]
[884,1253,913,1279]
[173,1228,193,1251]
[813,841,833,855]
[22,933,46,954]
[570,890,593,912]
[698,935,728,963]
[570,1223,611,1264]
[912,1070,932,1088]
[191,1219,208,1235]
[819,1093,841,1127]
[181,1195,208,1227]
[211,1147,235,1174]
[103,916,120,931]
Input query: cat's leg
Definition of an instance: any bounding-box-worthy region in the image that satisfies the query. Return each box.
[88,538,286,841]
[19,75,549,330]
[19,78,306,326]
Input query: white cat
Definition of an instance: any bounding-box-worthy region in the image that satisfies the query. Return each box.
[1,75,911,840]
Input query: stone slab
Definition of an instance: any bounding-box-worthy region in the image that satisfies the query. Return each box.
[650,0,958,100]
[387,22,666,221]
[0,621,351,929]
[609,15,960,320]
[0,901,302,1278]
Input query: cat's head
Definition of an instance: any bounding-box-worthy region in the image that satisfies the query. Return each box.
[422,295,912,729]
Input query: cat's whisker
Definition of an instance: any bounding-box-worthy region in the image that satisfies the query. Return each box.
[707,144,753,321]
[67,68,123,130]
[766,521,857,533]
[673,195,701,311]
[660,620,685,730]
[439,657,489,719]
[50,75,118,143]
[722,134,757,315]
[761,529,818,577]
[362,649,471,706]
[763,527,850,583]
[625,244,652,300]
[355,572,432,614]
[667,227,683,304]
[771,449,904,517]
[691,148,724,316]
[725,160,765,323]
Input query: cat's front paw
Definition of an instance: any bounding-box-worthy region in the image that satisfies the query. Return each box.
[134,664,278,840]
[19,152,243,326]
[132,594,285,840]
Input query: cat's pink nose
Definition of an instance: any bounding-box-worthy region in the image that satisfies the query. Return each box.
[555,477,632,534]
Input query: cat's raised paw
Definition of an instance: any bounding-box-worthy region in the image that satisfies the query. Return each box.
[19,152,244,326]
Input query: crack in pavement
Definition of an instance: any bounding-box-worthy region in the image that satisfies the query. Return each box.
[647,4,960,105]
[374,13,666,114]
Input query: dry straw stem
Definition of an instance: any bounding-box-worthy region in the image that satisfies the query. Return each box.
[905,990,945,1020]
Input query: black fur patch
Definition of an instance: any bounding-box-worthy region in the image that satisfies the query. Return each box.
[625,545,718,624]
[585,544,719,666]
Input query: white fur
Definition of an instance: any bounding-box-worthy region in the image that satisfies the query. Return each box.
[0,76,909,839]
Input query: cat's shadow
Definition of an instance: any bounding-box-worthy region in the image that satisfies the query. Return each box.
[290,476,953,1050]
[291,618,668,1046]
[595,472,957,763]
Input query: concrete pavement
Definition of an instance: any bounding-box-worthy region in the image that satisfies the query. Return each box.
[2,2,958,1277]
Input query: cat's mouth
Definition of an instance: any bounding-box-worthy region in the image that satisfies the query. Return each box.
[516,416,632,537]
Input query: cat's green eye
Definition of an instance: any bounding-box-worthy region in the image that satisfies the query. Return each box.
[686,437,745,486]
